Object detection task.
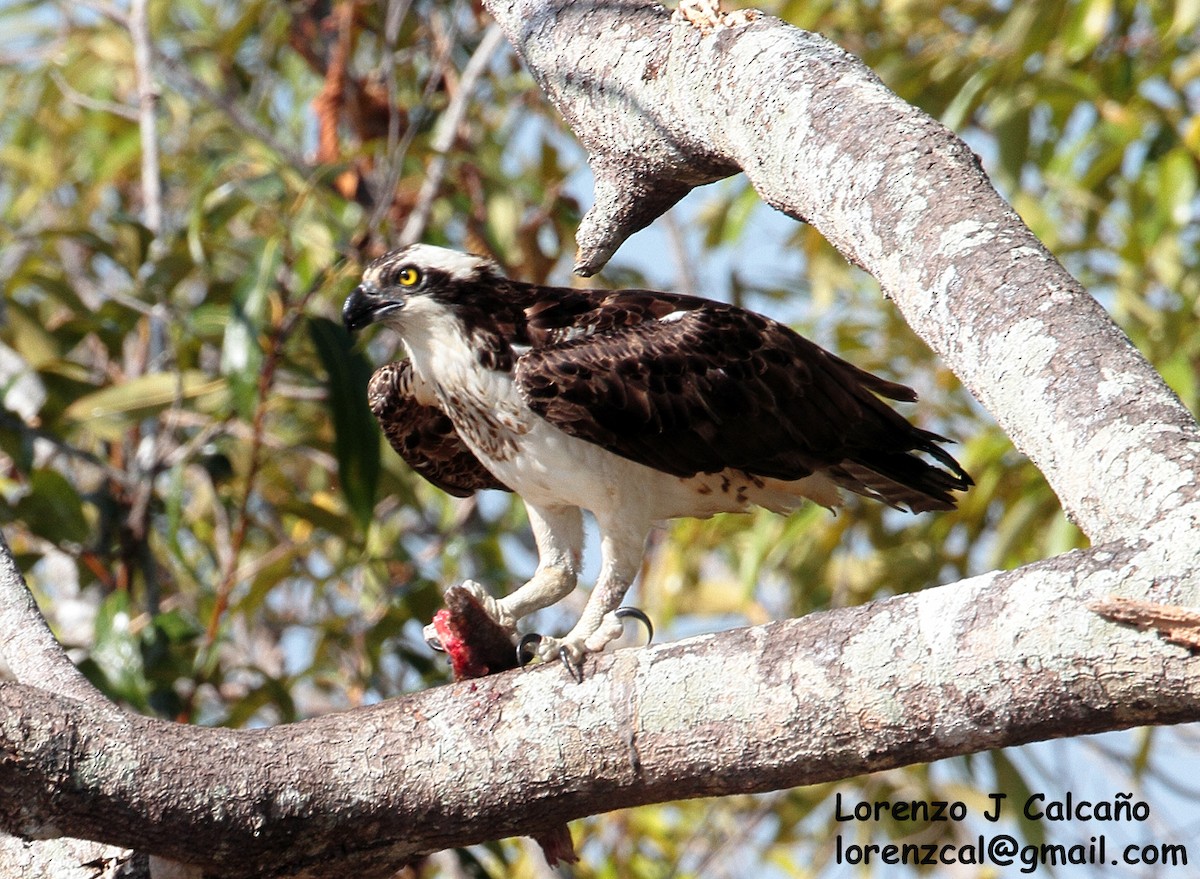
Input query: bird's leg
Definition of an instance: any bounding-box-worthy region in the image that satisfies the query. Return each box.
[440,504,583,641]
[533,518,649,669]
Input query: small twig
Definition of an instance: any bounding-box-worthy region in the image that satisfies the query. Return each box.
[366,5,463,232]
[663,210,698,297]
[129,0,162,238]
[50,70,139,120]
[0,412,133,489]
[64,0,128,27]
[1090,596,1200,651]
[399,23,505,246]
[152,52,311,173]
[364,0,417,231]
[687,792,785,879]
[183,264,333,720]
[202,319,283,645]
[0,36,65,68]
[198,263,331,648]
[123,0,170,612]
[163,409,338,472]
[158,419,225,470]
[97,285,158,316]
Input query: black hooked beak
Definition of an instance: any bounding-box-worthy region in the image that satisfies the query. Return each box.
[342,286,401,333]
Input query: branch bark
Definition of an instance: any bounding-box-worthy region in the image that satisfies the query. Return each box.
[5,2,1200,877]
[0,537,149,875]
[0,534,112,712]
[3,534,1199,878]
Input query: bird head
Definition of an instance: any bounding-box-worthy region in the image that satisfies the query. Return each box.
[342,244,502,334]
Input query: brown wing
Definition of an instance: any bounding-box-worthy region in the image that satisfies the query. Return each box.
[515,292,971,512]
[368,361,511,497]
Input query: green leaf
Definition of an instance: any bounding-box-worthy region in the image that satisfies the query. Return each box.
[1062,0,1115,62]
[85,591,151,711]
[141,610,203,718]
[14,468,90,544]
[307,315,380,531]
[223,673,298,728]
[63,371,227,440]
[222,238,278,418]
[4,303,63,369]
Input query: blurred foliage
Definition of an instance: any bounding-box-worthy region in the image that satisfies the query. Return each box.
[0,0,1196,876]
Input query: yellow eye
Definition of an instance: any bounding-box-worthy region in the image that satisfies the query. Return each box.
[397,266,421,287]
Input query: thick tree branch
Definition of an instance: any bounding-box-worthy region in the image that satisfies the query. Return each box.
[0,540,138,877]
[3,534,1200,878]
[0,534,112,711]
[0,834,150,879]
[481,0,1200,544]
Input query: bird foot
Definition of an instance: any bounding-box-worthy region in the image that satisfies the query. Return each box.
[517,607,654,680]
[459,579,519,630]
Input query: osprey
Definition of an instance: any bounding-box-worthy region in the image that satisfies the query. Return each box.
[343,245,971,669]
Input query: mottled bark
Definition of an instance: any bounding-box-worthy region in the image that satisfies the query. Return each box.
[0,534,111,710]
[5,2,1200,877]
[4,534,1200,878]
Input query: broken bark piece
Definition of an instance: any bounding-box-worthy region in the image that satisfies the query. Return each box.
[1089,596,1200,652]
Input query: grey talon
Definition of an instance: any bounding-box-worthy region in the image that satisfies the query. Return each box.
[517,632,543,667]
[559,647,584,683]
[615,606,654,645]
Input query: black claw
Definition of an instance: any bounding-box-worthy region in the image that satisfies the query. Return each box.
[559,647,584,684]
[615,606,654,645]
[426,634,445,653]
[517,632,543,667]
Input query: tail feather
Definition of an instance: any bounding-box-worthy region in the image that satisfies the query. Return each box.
[830,436,973,513]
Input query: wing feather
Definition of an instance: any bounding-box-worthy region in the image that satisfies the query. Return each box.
[368,361,511,497]
[514,291,970,510]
